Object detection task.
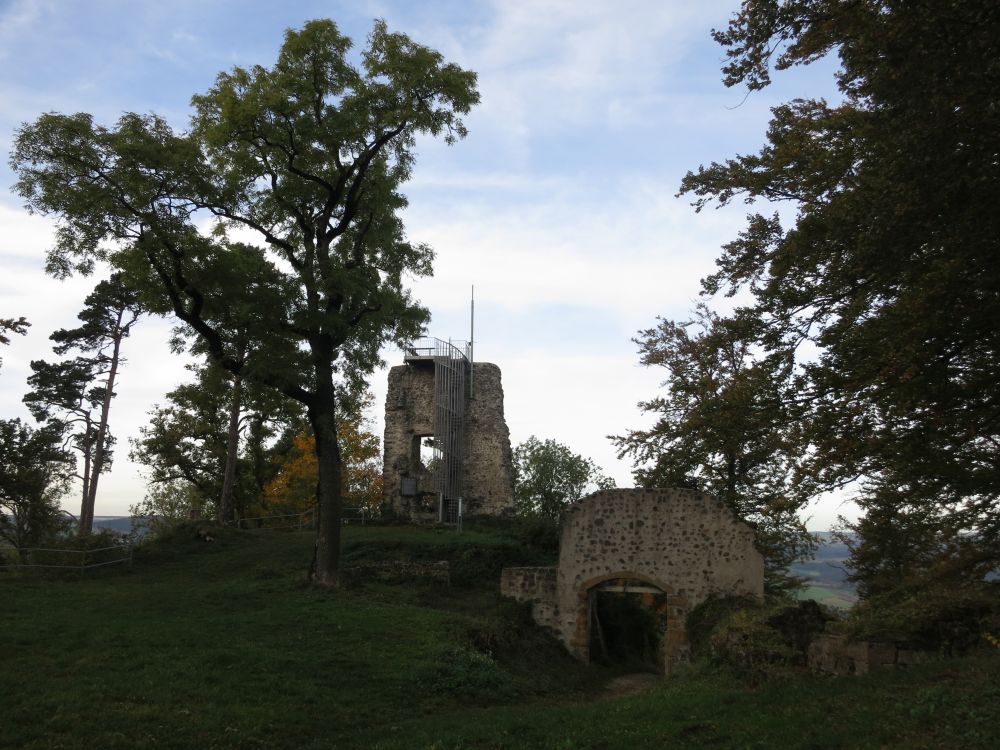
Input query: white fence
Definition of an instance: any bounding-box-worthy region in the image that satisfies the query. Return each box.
[0,544,133,574]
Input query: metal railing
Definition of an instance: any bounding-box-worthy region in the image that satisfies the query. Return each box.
[0,544,133,574]
[403,337,472,363]
[232,506,372,530]
[234,508,317,530]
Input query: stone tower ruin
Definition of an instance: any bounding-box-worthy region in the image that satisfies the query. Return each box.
[382,338,514,521]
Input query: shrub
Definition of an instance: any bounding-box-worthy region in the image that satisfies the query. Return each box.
[847,579,1000,653]
[686,596,835,682]
[131,519,240,564]
[417,646,516,702]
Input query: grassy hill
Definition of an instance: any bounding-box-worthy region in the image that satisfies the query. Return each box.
[2,523,997,749]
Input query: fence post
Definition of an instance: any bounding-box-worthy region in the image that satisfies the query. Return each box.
[80,548,86,577]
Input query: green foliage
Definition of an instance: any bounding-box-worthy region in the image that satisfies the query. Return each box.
[675,1,1000,595]
[130,358,300,520]
[837,500,996,600]
[0,316,29,371]
[129,519,247,566]
[340,525,554,589]
[129,479,204,529]
[512,435,615,521]
[690,597,803,683]
[613,306,816,593]
[8,528,133,576]
[0,418,74,551]
[464,513,562,554]
[685,595,761,659]
[847,577,1000,653]
[417,646,516,702]
[11,18,479,581]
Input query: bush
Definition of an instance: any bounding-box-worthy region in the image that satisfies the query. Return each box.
[462,514,561,554]
[131,519,241,564]
[417,646,516,702]
[685,596,835,683]
[847,579,1000,653]
[0,527,132,574]
[685,595,760,660]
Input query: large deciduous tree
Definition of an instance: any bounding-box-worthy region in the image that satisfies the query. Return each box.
[260,411,384,520]
[12,20,479,584]
[612,305,814,593]
[23,274,142,534]
[677,1,1000,590]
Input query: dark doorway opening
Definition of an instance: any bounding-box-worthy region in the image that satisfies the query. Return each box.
[588,581,667,673]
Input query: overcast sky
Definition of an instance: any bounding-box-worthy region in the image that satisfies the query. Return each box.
[0,0,854,528]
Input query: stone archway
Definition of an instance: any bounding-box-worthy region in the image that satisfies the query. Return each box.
[573,572,691,675]
[501,488,764,676]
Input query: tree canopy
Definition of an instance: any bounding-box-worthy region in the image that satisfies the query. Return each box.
[513,436,615,521]
[24,274,143,533]
[675,0,1000,590]
[260,412,383,520]
[612,305,814,593]
[130,358,299,521]
[12,19,479,583]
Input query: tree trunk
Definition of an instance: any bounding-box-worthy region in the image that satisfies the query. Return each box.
[309,365,343,586]
[82,320,124,535]
[218,370,243,524]
[78,419,93,535]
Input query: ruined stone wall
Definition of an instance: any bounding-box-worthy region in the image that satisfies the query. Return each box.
[500,487,764,675]
[500,566,560,630]
[808,635,936,675]
[382,361,514,518]
[382,363,437,516]
[464,363,515,515]
[555,488,763,671]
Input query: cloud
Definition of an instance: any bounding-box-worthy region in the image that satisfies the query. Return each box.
[401,171,745,323]
[430,2,728,153]
[0,0,54,61]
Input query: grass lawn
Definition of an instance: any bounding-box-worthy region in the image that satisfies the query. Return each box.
[2,524,998,749]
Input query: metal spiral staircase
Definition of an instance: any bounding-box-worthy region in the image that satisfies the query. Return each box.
[404,337,471,525]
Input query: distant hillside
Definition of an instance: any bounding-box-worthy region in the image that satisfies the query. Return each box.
[92,516,141,534]
[790,532,857,608]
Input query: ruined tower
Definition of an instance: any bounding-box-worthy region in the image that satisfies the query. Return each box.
[382,337,515,521]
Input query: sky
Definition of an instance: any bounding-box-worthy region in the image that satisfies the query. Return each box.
[0,0,854,528]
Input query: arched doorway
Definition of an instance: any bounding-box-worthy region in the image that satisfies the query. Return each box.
[575,573,690,676]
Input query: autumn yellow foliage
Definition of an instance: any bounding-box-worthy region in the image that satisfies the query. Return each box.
[260,417,383,518]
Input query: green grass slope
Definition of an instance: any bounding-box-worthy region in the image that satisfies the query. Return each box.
[2,525,997,749]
